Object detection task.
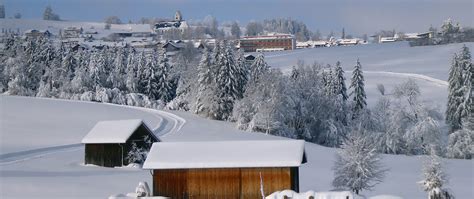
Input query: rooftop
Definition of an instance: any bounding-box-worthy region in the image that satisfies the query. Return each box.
[143,140,306,169]
[81,119,149,144]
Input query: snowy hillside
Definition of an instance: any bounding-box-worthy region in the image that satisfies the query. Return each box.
[1,95,472,198]
[265,42,474,109]
[0,18,151,38]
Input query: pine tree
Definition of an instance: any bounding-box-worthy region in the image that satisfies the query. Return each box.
[125,48,138,93]
[419,151,451,198]
[249,54,269,83]
[214,41,239,120]
[108,47,127,90]
[458,45,472,125]
[350,59,367,118]
[234,49,248,99]
[334,61,348,102]
[332,128,386,194]
[446,51,466,132]
[88,51,104,89]
[195,49,216,116]
[156,48,173,103]
[144,51,159,100]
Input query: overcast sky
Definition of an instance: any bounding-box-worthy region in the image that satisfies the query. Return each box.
[2,0,473,35]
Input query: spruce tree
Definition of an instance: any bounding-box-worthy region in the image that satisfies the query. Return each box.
[234,49,248,99]
[458,45,472,124]
[125,48,138,93]
[334,61,348,102]
[156,48,173,103]
[249,54,269,83]
[446,52,465,132]
[195,49,215,116]
[350,59,367,118]
[214,41,239,120]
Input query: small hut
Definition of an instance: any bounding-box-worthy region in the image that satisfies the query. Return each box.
[143,140,306,198]
[81,119,159,167]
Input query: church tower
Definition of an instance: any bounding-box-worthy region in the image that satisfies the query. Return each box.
[174,10,182,21]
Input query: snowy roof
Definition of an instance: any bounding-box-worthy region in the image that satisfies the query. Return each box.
[143,140,306,169]
[81,119,152,144]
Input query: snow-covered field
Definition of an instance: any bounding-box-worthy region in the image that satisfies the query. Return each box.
[266,42,474,109]
[1,95,472,198]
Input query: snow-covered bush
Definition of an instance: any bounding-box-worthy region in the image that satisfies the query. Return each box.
[447,129,473,159]
[126,142,148,165]
[419,152,454,199]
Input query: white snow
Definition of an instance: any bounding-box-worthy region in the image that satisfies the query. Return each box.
[1,96,473,198]
[143,140,305,169]
[81,119,146,144]
[266,190,353,199]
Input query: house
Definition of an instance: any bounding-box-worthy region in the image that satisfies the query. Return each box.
[143,140,306,198]
[81,119,159,167]
[244,54,256,66]
[61,27,82,39]
[240,33,296,52]
[162,41,185,52]
[24,29,51,39]
[337,38,360,46]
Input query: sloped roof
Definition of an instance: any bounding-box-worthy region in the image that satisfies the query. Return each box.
[143,140,306,169]
[81,119,151,144]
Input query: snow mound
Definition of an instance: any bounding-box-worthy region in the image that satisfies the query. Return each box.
[266,190,354,199]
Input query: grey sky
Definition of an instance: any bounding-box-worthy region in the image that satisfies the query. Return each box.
[2,0,473,35]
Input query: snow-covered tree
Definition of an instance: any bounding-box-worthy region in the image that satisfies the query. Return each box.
[156,48,174,103]
[249,54,269,83]
[405,117,443,155]
[334,61,348,102]
[213,41,239,120]
[43,5,60,21]
[234,49,248,99]
[447,129,473,159]
[350,59,367,119]
[419,152,453,199]
[108,47,127,90]
[332,128,386,194]
[195,49,217,117]
[125,48,138,93]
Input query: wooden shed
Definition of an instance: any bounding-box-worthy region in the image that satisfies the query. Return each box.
[143,140,306,198]
[81,119,159,167]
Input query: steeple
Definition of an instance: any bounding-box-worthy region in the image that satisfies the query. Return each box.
[174,10,182,21]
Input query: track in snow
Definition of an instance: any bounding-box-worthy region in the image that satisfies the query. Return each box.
[0,100,186,166]
[364,71,448,87]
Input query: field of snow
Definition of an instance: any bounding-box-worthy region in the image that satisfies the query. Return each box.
[1,95,472,198]
[265,42,474,109]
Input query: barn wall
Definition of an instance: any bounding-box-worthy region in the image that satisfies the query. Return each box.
[152,167,297,198]
[124,124,158,164]
[85,144,122,167]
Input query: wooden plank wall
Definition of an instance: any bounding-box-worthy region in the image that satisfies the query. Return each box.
[153,167,295,199]
[85,144,122,167]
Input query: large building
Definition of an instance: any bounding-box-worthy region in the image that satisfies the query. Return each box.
[239,33,296,52]
[143,140,306,198]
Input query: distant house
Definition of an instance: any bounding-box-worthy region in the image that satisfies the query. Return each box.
[162,41,185,52]
[244,54,256,66]
[24,29,51,39]
[61,27,82,39]
[81,119,159,167]
[143,140,306,198]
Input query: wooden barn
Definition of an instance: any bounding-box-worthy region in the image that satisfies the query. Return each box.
[81,119,159,167]
[143,140,306,198]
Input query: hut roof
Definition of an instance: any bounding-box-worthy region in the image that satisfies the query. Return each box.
[143,140,306,169]
[81,119,151,144]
